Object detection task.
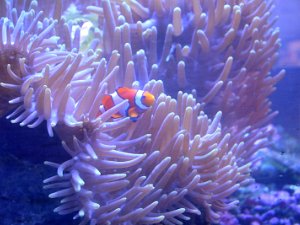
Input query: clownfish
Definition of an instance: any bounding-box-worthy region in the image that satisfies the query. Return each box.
[99,87,155,122]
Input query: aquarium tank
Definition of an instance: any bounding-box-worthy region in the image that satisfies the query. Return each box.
[0,0,299,224]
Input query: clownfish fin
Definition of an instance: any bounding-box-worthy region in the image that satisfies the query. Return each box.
[128,107,139,119]
[102,95,114,110]
[116,87,132,94]
[111,113,123,119]
[116,87,137,102]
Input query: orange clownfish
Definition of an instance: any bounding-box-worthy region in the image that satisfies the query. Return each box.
[99,87,155,122]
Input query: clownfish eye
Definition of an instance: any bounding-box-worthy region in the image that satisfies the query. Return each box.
[141,95,146,104]
[141,92,155,107]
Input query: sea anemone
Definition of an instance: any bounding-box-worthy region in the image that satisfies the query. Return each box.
[0,0,285,224]
[45,83,247,224]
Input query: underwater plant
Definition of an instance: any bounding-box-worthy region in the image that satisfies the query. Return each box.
[0,0,285,224]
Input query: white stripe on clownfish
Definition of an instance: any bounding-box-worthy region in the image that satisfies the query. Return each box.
[111,91,130,117]
[135,90,149,110]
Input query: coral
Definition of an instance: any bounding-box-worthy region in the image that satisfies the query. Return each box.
[0,0,285,224]
[220,184,300,225]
